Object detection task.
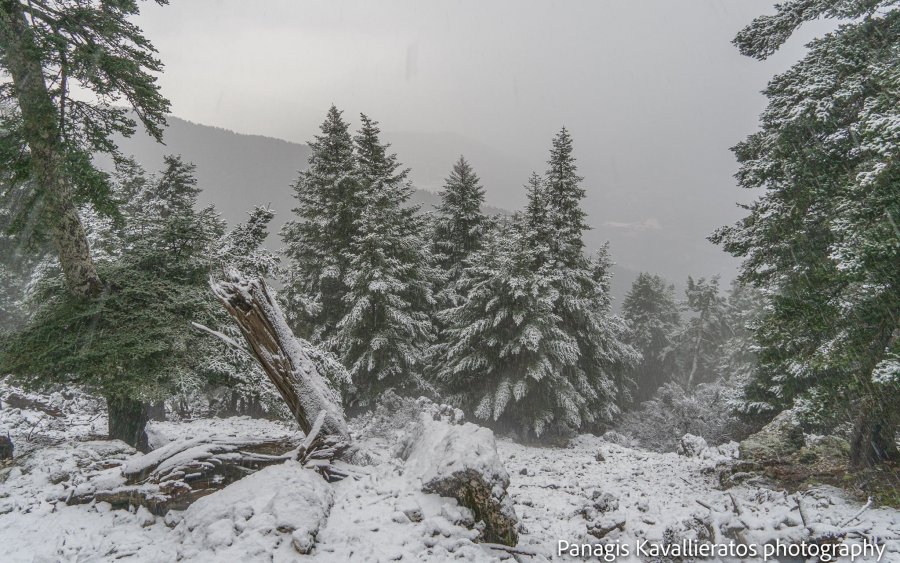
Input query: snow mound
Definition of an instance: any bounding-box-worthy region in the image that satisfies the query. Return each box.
[177,461,333,561]
[676,433,708,457]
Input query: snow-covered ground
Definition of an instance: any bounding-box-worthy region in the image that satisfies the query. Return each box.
[1,388,898,562]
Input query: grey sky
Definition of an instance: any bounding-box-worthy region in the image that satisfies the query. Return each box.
[133,1,838,285]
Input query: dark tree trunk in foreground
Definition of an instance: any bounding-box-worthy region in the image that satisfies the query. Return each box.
[0,1,101,297]
[850,407,899,469]
[107,396,150,453]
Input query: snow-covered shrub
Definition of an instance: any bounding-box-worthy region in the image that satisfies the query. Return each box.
[617,381,755,452]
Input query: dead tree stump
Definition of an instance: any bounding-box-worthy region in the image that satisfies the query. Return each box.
[208,269,349,441]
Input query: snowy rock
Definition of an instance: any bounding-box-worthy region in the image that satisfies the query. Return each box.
[440,503,475,528]
[739,410,805,461]
[401,413,518,546]
[716,440,740,459]
[676,433,708,457]
[179,461,333,559]
[599,430,633,446]
[586,513,626,539]
[591,491,619,513]
[399,499,423,523]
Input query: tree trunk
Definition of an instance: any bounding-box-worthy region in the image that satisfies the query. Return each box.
[0,1,102,297]
[686,309,706,389]
[146,401,167,421]
[107,396,150,453]
[208,270,350,441]
[850,407,899,469]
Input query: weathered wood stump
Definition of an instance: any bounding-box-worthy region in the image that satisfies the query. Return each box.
[208,270,349,441]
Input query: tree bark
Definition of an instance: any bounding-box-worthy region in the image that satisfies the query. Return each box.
[209,270,350,441]
[686,308,706,389]
[850,406,899,469]
[107,395,150,453]
[0,1,102,297]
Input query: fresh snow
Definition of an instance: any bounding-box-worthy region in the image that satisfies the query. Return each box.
[1,386,899,562]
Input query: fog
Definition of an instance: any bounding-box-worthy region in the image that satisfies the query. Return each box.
[132,0,839,288]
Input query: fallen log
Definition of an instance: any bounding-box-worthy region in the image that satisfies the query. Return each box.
[66,413,347,514]
[2,390,63,417]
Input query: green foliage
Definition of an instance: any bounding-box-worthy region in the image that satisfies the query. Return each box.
[0,257,216,401]
[712,0,900,461]
[0,154,221,403]
[332,115,434,403]
[436,129,637,439]
[0,0,170,242]
[281,105,360,342]
[622,272,681,403]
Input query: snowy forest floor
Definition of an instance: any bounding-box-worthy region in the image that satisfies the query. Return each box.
[1,386,899,562]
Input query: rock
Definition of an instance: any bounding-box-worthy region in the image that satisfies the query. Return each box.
[402,412,518,546]
[591,491,619,513]
[676,434,708,457]
[594,451,605,462]
[399,500,423,523]
[586,514,626,539]
[0,435,13,460]
[441,503,475,528]
[519,467,528,475]
[798,435,849,463]
[600,431,633,446]
[739,410,805,462]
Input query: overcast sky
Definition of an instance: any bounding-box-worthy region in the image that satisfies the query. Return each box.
[133,1,838,283]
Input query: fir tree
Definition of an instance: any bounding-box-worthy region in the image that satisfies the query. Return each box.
[673,276,729,389]
[544,127,588,268]
[432,156,486,273]
[431,156,486,307]
[332,114,433,405]
[523,172,552,267]
[622,273,681,403]
[434,218,582,438]
[281,106,360,342]
[437,139,637,437]
[218,206,279,279]
[0,156,222,450]
[0,0,170,297]
[542,128,638,427]
[712,0,899,467]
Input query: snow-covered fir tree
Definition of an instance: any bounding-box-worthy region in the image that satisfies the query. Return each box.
[622,272,682,403]
[430,155,486,308]
[436,136,637,437]
[544,127,588,268]
[280,106,360,342]
[672,276,729,389]
[541,128,638,427]
[713,0,899,468]
[217,205,279,279]
[332,114,434,406]
[432,156,486,272]
[433,217,582,438]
